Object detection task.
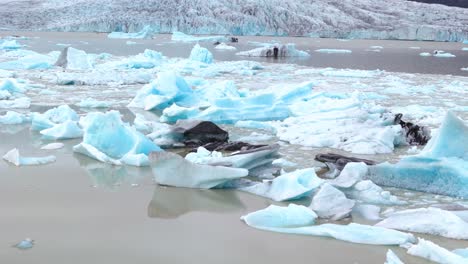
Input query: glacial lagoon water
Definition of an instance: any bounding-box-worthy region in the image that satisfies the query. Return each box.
[0,31,467,263]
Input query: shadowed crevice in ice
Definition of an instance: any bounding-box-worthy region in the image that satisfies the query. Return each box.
[149,151,248,189]
[369,112,468,198]
[241,204,415,245]
[147,186,245,219]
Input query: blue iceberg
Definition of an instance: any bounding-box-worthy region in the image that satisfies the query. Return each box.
[189,44,213,64]
[0,111,29,124]
[31,105,79,131]
[40,120,83,140]
[369,112,468,198]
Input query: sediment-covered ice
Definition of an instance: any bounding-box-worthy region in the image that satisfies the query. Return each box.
[241,168,322,201]
[369,112,468,198]
[3,148,56,166]
[149,151,248,188]
[407,238,467,264]
[310,183,355,220]
[241,204,415,245]
[171,31,227,43]
[73,111,161,166]
[236,44,309,57]
[189,44,213,64]
[108,25,155,39]
[376,207,468,239]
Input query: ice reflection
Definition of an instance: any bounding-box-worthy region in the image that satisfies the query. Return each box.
[148,186,245,219]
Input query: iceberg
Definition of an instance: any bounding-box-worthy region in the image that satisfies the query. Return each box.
[56,70,152,85]
[385,250,404,264]
[407,238,467,264]
[329,162,368,188]
[271,158,296,168]
[189,44,213,64]
[236,44,309,57]
[171,31,227,43]
[54,47,93,70]
[0,111,29,124]
[73,111,162,166]
[3,148,56,166]
[31,105,79,131]
[108,25,155,39]
[0,52,57,70]
[419,52,432,57]
[215,43,236,50]
[434,52,456,58]
[0,39,22,50]
[240,168,322,201]
[14,238,34,250]
[105,49,163,69]
[351,204,381,221]
[241,204,415,245]
[343,180,406,205]
[376,208,468,240]
[310,183,355,220]
[0,97,30,109]
[369,112,468,198]
[149,151,248,188]
[40,120,83,140]
[0,78,26,94]
[128,71,197,111]
[315,49,352,54]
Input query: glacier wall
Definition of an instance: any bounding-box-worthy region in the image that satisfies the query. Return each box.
[0,0,467,41]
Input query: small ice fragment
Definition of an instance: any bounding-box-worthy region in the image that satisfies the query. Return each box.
[41,142,65,150]
[3,148,56,166]
[385,250,405,264]
[14,238,34,250]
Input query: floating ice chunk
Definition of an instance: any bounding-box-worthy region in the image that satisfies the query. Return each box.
[56,70,152,85]
[237,132,273,142]
[376,208,468,239]
[0,52,56,70]
[76,98,110,108]
[310,183,355,220]
[351,204,381,221]
[55,47,93,70]
[241,204,317,228]
[0,69,14,78]
[434,52,456,58]
[329,162,368,188]
[237,44,309,57]
[149,151,248,188]
[126,41,138,45]
[241,168,322,201]
[159,104,200,123]
[419,52,432,57]
[272,158,297,168]
[74,111,161,166]
[385,250,404,264]
[344,180,405,205]
[407,238,467,264]
[0,97,30,108]
[215,43,236,50]
[108,25,155,39]
[3,148,56,166]
[195,80,242,104]
[40,120,83,140]
[171,31,227,43]
[315,49,352,54]
[31,105,79,131]
[40,142,64,150]
[235,120,277,132]
[189,44,213,64]
[462,48,468,51]
[241,205,415,245]
[320,68,382,78]
[105,49,163,69]
[462,68,468,72]
[185,147,223,164]
[128,71,197,111]
[409,47,421,49]
[0,111,29,124]
[14,238,34,250]
[0,78,26,94]
[0,40,22,50]
[369,112,468,198]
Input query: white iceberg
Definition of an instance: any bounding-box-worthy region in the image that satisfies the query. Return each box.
[241,204,415,245]
[55,47,93,70]
[215,43,236,50]
[40,142,64,150]
[240,168,322,201]
[369,112,468,198]
[434,52,456,58]
[419,52,432,57]
[236,44,309,57]
[73,111,162,166]
[272,158,297,168]
[171,31,227,43]
[3,148,56,166]
[376,207,468,240]
[385,250,405,264]
[0,78,26,94]
[0,52,57,70]
[352,204,381,221]
[407,238,467,264]
[329,162,368,188]
[40,120,83,140]
[189,44,213,64]
[310,183,355,220]
[149,151,248,189]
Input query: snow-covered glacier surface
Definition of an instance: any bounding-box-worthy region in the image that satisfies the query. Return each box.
[0,0,467,41]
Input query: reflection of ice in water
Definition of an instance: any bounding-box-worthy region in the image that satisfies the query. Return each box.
[148,186,245,219]
[75,153,151,189]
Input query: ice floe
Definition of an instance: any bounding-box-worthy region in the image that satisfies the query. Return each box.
[73,111,161,166]
[171,31,227,43]
[189,44,213,64]
[241,204,415,245]
[149,151,248,188]
[0,51,58,70]
[419,52,432,57]
[369,112,468,198]
[351,204,381,221]
[407,238,467,264]
[14,238,34,250]
[40,120,83,139]
[31,104,79,131]
[329,162,368,188]
[0,39,22,50]
[240,168,322,201]
[376,207,468,239]
[3,148,56,166]
[343,180,406,205]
